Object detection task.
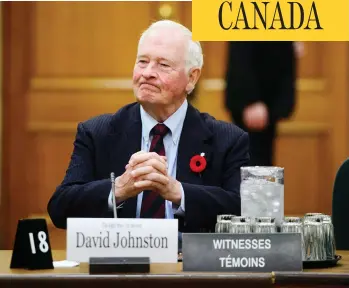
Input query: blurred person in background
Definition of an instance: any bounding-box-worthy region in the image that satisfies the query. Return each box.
[225,41,302,166]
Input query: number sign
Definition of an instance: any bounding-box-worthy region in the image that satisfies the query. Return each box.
[10,218,54,270]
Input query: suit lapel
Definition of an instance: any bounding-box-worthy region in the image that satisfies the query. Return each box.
[108,103,142,218]
[177,104,213,185]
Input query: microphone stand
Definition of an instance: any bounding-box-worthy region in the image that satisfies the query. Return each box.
[110,172,117,218]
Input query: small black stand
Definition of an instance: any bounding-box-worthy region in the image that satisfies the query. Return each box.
[10,218,54,270]
[89,257,150,274]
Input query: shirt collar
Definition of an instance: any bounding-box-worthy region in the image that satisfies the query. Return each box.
[140,99,188,145]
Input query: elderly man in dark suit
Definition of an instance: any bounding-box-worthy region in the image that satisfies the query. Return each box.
[47,20,250,234]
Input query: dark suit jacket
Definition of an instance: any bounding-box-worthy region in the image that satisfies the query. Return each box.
[225,41,296,125]
[47,102,249,233]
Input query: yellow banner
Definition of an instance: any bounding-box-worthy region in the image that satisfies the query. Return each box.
[192,0,349,41]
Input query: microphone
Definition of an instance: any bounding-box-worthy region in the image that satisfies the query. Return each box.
[110,172,118,218]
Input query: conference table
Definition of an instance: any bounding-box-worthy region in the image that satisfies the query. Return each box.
[1,250,349,287]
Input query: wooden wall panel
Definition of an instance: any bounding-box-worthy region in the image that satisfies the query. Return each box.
[27,134,74,213]
[2,2,32,249]
[317,134,333,214]
[325,43,349,178]
[275,134,328,215]
[297,42,324,77]
[27,134,74,250]
[29,90,135,124]
[33,2,154,77]
[200,42,228,79]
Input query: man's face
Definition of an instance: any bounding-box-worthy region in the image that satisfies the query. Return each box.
[133,28,190,107]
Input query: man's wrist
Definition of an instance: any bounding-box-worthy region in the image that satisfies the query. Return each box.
[114,187,127,203]
[171,180,182,205]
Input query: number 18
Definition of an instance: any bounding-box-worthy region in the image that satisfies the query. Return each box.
[29,231,49,254]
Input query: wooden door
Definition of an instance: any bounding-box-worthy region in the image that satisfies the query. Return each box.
[2,1,348,249]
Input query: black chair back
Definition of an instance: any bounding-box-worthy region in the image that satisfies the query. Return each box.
[332,158,349,250]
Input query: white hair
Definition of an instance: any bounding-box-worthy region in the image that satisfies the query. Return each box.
[138,20,204,74]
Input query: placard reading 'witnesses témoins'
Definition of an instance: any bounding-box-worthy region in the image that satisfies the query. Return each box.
[182,233,303,272]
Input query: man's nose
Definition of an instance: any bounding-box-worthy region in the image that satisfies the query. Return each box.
[142,63,157,78]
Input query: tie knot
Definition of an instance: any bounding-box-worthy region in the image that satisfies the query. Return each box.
[152,123,169,137]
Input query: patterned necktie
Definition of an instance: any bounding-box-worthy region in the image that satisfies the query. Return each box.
[140,123,169,218]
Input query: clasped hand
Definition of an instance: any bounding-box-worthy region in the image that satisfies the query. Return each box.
[114,151,181,204]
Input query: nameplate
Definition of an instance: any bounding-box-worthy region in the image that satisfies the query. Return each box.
[182,233,302,272]
[67,218,178,263]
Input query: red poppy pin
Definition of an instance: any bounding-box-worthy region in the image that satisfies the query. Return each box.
[190,152,207,174]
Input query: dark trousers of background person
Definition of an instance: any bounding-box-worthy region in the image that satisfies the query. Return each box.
[233,116,276,166]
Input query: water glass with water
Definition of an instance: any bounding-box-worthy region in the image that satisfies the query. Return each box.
[240,166,284,227]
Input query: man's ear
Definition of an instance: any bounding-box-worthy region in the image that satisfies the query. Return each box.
[186,68,201,94]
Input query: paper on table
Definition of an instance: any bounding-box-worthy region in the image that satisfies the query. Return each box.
[53,260,80,268]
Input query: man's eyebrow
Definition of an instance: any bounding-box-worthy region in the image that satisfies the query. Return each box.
[158,57,176,64]
[136,54,177,64]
